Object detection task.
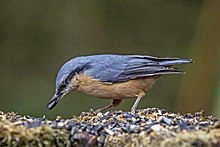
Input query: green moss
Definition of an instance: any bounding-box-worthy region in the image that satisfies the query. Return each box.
[105,129,220,147]
[0,110,220,146]
[0,120,70,147]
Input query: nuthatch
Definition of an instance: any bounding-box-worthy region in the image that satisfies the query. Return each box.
[48,54,192,113]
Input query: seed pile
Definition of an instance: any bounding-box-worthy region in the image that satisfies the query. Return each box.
[0,108,220,146]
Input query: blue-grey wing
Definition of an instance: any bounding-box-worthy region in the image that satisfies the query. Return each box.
[84,55,128,83]
[84,55,192,83]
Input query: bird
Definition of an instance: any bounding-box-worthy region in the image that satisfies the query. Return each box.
[47,54,192,113]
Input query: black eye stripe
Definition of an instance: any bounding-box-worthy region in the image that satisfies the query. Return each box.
[58,84,66,92]
[66,72,75,83]
[57,62,92,92]
[65,62,92,83]
[60,84,66,88]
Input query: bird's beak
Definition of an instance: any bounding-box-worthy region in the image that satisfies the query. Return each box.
[47,87,72,110]
[47,93,61,110]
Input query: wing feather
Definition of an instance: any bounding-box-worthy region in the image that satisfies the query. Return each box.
[84,54,192,83]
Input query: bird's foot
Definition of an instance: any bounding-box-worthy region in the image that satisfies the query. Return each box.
[131,108,136,114]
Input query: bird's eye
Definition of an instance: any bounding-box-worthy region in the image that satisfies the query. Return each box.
[59,84,66,91]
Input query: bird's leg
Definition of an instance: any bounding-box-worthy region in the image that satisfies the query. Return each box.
[131,92,145,114]
[95,99,122,113]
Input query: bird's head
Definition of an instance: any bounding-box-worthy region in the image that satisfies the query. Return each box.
[47,57,90,110]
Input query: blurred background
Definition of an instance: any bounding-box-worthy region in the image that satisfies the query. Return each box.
[0,0,219,119]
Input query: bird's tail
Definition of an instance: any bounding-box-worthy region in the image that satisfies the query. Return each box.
[126,55,193,76]
[128,55,193,66]
[159,58,193,66]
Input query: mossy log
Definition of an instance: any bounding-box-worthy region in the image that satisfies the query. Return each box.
[0,108,219,147]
